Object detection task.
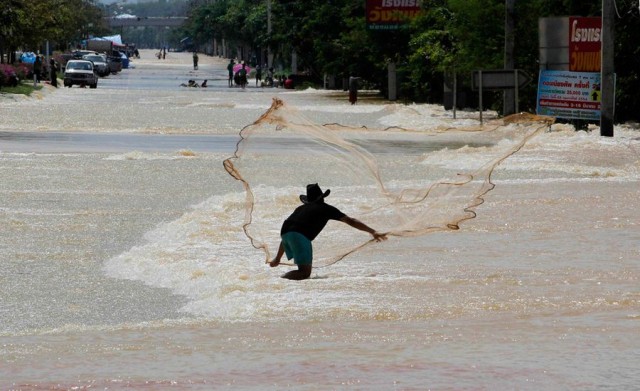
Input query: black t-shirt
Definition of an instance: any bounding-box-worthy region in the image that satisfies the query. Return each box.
[280,201,346,241]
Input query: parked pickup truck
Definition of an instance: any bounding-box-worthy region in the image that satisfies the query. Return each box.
[63,60,98,88]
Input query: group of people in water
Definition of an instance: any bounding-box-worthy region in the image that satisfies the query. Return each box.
[182,54,363,102]
[181,57,295,90]
[226,59,294,89]
[180,53,293,88]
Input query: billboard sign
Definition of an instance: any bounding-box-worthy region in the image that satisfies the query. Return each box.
[366,0,422,30]
[537,70,602,120]
[569,17,602,72]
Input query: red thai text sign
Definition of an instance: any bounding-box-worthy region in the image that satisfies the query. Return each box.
[366,0,422,30]
[569,17,602,72]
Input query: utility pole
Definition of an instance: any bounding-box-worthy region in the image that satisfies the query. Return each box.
[267,0,272,68]
[503,0,516,115]
[600,0,615,137]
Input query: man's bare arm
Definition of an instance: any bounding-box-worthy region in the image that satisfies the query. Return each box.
[340,216,387,242]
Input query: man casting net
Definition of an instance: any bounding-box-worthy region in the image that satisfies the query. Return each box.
[224,98,551,269]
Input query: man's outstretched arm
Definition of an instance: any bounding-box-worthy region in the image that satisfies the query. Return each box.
[340,216,387,242]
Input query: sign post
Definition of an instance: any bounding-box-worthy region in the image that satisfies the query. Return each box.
[472,69,532,90]
[472,69,532,123]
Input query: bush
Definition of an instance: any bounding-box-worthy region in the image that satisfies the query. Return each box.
[14,63,30,80]
[0,64,22,88]
[0,64,15,87]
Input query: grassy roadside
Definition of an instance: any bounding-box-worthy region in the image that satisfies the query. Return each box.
[0,81,45,96]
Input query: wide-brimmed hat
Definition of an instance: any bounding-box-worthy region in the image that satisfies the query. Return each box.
[300,183,330,204]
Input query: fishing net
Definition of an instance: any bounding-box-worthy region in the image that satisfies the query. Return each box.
[224,98,552,267]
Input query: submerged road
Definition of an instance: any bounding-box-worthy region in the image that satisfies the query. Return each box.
[0,131,466,155]
[0,131,239,153]
[0,50,488,155]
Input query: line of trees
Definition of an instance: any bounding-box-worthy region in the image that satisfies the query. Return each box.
[1,0,638,121]
[183,0,640,122]
[0,0,108,62]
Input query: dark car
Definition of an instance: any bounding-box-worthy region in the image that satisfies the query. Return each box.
[82,54,110,77]
[107,54,122,74]
[63,60,98,88]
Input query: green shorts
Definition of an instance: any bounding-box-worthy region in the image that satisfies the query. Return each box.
[281,231,313,266]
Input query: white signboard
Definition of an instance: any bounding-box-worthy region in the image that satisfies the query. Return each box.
[536,70,601,121]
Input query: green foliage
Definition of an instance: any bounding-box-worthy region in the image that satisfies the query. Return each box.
[182,0,266,52]
[448,0,505,71]
[3,0,631,121]
[0,0,107,55]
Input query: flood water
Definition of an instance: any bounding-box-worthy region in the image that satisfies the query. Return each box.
[1,50,639,390]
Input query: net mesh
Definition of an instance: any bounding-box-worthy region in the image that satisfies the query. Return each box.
[224,98,553,267]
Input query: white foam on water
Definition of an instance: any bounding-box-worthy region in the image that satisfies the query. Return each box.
[99,113,640,325]
[102,183,434,322]
[95,95,638,323]
[505,127,640,179]
[102,191,274,321]
[378,103,491,130]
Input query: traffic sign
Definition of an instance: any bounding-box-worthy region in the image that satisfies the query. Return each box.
[472,69,532,90]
